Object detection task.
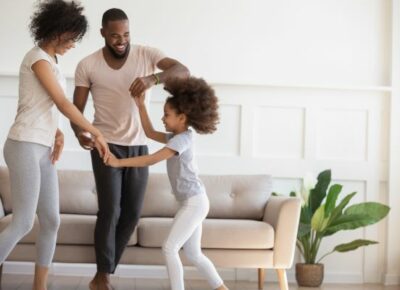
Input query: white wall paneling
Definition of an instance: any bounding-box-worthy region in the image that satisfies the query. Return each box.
[0,75,392,283]
[385,0,400,285]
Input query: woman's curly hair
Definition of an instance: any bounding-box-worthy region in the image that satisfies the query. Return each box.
[164,77,219,134]
[30,0,87,44]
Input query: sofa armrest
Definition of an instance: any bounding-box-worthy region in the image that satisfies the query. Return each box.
[263,196,301,268]
[0,196,5,219]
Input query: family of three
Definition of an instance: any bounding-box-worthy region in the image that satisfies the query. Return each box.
[0,1,229,290]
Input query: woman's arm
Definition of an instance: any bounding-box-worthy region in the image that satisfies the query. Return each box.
[107,147,176,168]
[33,60,101,137]
[32,60,109,159]
[135,94,168,144]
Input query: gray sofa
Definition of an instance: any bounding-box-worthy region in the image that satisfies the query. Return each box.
[0,166,301,290]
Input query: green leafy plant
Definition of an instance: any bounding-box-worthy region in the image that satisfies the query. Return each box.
[275,169,390,264]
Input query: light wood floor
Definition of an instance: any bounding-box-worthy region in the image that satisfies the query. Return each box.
[1,274,400,290]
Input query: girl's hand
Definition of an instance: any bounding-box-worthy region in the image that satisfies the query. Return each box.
[51,129,64,164]
[133,93,146,108]
[105,153,121,167]
[94,135,110,162]
[129,76,154,98]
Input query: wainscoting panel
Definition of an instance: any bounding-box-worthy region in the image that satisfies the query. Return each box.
[0,74,393,283]
[253,106,305,159]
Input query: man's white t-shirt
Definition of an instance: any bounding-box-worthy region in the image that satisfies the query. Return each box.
[75,45,166,146]
[8,47,65,147]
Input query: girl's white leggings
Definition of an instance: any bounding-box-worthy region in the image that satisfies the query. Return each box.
[162,194,223,290]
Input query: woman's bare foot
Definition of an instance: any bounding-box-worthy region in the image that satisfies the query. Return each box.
[32,265,49,290]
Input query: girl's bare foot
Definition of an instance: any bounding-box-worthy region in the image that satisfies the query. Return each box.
[215,284,229,290]
[32,265,49,290]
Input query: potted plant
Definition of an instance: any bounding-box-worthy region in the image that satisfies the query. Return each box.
[275,169,390,287]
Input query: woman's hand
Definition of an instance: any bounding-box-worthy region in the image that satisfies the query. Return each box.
[51,129,64,164]
[93,134,110,162]
[105,153,121,167]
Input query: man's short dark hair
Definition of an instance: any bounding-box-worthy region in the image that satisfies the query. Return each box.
[102,8,128,27]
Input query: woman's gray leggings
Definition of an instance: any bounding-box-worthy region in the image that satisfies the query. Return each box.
[0,138,60,267]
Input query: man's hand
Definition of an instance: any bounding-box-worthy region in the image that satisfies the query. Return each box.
[51,129,64,164]
[129,75,156,98]
[77,131,95,150]
[77,131,110,163]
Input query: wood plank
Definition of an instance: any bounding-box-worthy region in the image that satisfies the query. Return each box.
[1,274,399,290]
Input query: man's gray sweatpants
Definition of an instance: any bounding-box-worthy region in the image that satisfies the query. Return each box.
[91,143,149,273]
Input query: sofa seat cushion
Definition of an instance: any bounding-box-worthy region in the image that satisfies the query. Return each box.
[0,214,138,246]
[138,218,274,249]
[141,174,272,220]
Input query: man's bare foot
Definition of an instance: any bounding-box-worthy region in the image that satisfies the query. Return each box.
[97,281,114,290]
[89,278,97,290]
[89,272,114,290]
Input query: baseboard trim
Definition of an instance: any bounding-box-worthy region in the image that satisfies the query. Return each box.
[384,274,400,285]
[235,268,364,284]
[3,262,236,280]
[2,262,384,285]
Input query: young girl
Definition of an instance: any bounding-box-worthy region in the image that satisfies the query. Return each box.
[1,1,109,289]
[106,77,228,290]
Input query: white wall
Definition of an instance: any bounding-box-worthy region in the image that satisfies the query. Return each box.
[0,0,399,285]
[0,0,391,86]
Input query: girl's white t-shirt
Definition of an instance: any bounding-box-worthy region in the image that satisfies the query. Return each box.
[8,47,65,147]
[166,130,206,201]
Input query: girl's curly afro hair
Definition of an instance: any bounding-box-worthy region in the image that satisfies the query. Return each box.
[164,77,219,134]
[30,0,87,44]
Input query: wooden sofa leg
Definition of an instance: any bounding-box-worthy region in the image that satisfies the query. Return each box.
[258,268,265,290]
[276,269,288,290]
[0,263,3,288]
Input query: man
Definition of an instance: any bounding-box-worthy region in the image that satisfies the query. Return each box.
[71,8,189,290]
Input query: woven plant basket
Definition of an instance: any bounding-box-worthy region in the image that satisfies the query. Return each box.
[295,263,324,287]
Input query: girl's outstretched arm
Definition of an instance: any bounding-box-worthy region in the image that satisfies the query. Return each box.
[135,94,167,144]
[106,147,176,168]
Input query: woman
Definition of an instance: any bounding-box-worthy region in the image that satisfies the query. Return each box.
[0,1,109,289]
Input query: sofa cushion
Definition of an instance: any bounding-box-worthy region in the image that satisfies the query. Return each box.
[0,214,138,246]
[58,170,98,215]
[0,167,272,219]
[142,174,272,219]
[138,217,274,249]
[0,167,11,214]
[57,214,137,245]
[0,215,39,243]
[0,167,99,215]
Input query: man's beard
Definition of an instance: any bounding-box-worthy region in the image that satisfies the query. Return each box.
[105,42,130,59]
